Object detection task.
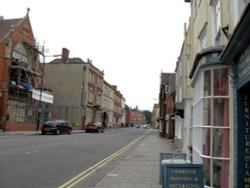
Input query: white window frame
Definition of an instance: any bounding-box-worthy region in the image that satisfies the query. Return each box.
[192,67,230,187]
[192,0,198,19]
[213,0,221,37]
[198,24,208,52]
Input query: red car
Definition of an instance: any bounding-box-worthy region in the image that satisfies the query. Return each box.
[85,122,105,133]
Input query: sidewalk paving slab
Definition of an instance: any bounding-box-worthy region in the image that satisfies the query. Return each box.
[75,129,177,188]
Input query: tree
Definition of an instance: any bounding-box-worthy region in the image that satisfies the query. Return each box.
[142,110,152,124]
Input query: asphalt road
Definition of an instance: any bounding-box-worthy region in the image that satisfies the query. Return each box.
[0,128,148,188]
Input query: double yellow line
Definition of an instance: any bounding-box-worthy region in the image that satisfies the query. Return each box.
[58,133,148,188]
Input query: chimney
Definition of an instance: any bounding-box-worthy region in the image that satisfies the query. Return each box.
[61,48,69,64]
[87,58,92,64]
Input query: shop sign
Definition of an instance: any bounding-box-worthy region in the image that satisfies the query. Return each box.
[243,94,250,186]
[163,164,203,188]
[32,89,54,104]
[238,45,250,81]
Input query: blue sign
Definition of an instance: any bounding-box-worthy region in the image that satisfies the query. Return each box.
[237,44,250,89]
[163,164,204,188]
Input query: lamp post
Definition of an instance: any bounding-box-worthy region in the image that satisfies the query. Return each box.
[36,49,61,130]
[36,47,45,131]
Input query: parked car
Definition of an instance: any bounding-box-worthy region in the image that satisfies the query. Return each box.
[143,124,150,129]
[135,125,141,129]
[85,122,105,133]
[41,120,72,135]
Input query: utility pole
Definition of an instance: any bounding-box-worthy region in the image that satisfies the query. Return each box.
[36,45,45,131]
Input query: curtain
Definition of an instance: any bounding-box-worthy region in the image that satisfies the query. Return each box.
[220,99,229,188]
[218,69,229,188]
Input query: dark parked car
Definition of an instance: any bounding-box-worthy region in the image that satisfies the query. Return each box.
[135,125,141,129]
[85,122,105,133]
[41,120,72,135]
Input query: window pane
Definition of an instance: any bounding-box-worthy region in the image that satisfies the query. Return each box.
[212,128,223,157]
[203,158,211,187]
[212,128,229,158]
[213,98,229,127]
[202,128,210,156]
[213,159,222,188]
[203,99,211,126]
[214,68,228,96]
[212,158,229,188]
[204,70,211,96]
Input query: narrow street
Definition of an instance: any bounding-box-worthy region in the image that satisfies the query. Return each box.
[0,128,148,188]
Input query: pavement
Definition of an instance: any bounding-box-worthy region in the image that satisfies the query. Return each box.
[74,129,178,188]
[0,129,178,188]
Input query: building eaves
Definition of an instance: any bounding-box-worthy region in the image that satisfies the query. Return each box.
[220,4,250,65]
[48,57,86,64]
[189,46,224,79]
[0,18,23,42]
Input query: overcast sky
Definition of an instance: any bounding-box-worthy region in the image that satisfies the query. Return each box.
[1,0,190,111]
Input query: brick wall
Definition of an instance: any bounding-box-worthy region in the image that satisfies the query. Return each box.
[3,122,83,132]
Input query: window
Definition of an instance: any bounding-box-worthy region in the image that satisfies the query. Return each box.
[237,0,248,21]
[215,0,221,33]
[88,91,93,104]
[88,72,92,83]
[202,98,211,126]
[165,85,169,93]
[204,70,211,96]
[193,67,230,187]
[213,0,221,38]
[198,24,208,51]
[213,69,228,96]
[192,0,198,18]
[96,95,101,106]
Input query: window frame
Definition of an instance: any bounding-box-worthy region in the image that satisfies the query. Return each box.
[192,66,230,187]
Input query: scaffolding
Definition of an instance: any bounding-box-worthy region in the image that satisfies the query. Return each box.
[7,41,52,124]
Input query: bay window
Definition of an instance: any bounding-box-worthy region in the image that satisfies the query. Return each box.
[193,67,230,187]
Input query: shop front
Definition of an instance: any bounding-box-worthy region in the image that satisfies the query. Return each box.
[220,4,250,188]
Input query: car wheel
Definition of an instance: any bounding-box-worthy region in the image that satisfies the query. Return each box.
[68,129,72,134]
[41,130,46,135]
[56,129,60,135]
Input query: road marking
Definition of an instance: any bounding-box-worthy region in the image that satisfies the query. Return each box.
[58,131,150,188]
[106,173,119,177]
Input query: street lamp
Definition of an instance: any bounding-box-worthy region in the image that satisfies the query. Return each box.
[36,50,62,130]
[36,47,45,130]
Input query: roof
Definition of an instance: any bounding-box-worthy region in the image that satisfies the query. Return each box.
[0,18,22,41]
[160,72,175,85]
[48,57,104,76]
[48,57,85,64]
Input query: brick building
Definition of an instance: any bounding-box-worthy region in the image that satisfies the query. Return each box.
[0,10,51,131]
